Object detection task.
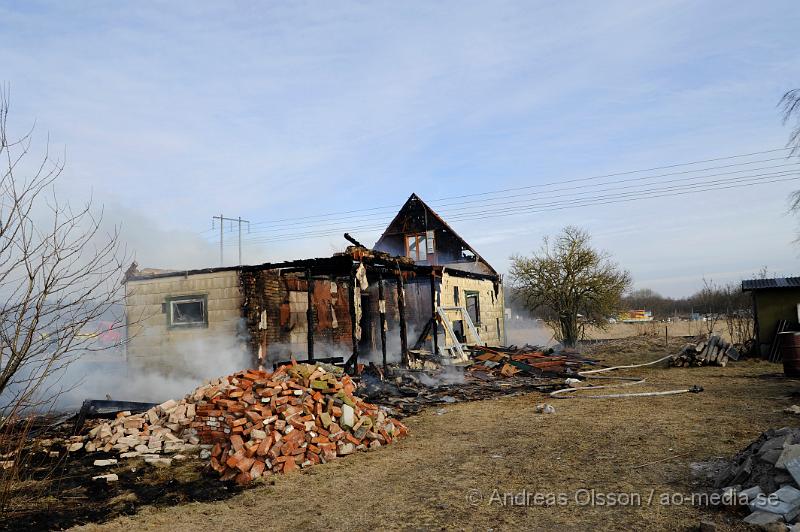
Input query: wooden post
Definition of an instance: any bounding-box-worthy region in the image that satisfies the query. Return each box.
[665,325,668,348]
[430,271,438,355]
[346,263,359,372]
[396,267,408,367]
[306,268,314,361]
[378,272,387,371]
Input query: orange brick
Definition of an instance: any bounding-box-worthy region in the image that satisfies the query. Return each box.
[256,435,272,456]
[226,450,245,468]
[283,456,298,473]
[236,456,255,473]
[250,460,265,479]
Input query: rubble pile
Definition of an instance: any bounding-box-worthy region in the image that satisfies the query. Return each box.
[71,362,407,484]
[715,427,800,527]
[72,399,200,464]
[672,335,740,367]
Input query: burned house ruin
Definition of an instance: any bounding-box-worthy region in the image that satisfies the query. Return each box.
[124,194,504,374]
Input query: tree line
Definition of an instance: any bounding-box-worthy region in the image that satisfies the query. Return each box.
[621,281,753,320]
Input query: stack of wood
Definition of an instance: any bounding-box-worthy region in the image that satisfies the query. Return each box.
[672,335,740,367]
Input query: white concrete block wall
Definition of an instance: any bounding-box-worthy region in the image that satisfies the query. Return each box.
[125,270,246,375]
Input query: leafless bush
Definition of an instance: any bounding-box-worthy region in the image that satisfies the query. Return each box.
[0,87,128,508]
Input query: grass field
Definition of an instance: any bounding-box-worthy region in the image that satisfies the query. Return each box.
[505,319,737,347]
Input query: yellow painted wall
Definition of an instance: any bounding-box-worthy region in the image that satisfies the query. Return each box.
[438,272,504,347]
[754,288,800,352]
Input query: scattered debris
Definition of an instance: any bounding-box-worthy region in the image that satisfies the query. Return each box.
[535,403,556,414]
[357,365,564,417]
[91,473,119,482]
[467,345,587,377]
[715,427,800,528]
[785,405,800,415]
[671,335,738,367]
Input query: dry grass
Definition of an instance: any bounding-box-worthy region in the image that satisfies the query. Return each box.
[74,337,799,531]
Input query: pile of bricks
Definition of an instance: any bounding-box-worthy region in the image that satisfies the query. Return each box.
[201,362,407,484]
[72,398,202,466]
[73,362,407,485]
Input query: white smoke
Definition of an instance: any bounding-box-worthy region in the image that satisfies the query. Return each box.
[49,330,251,411]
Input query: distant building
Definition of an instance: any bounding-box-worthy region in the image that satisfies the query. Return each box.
[742,277,800,356]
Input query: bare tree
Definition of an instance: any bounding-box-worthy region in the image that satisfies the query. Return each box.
[779,90,800,217]
[781,89,800,157]
[510,226,631,347]
[0,88,127,430]
[692,278,723,335]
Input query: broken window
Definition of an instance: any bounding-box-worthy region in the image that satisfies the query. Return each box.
[167,295,208,327]
[465,291,480,326]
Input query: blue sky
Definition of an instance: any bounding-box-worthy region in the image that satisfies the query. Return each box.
[1,1,799,296]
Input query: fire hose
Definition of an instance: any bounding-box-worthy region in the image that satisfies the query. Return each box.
[549,354,704,399]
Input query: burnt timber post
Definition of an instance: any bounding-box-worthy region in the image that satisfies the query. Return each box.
[430,271,438,355]
[396,266,408,367]
[346,262,359,373]
[306,268,314,361]
[378,272,387,371]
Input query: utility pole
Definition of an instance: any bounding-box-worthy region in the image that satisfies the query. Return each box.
[212,214,250,266]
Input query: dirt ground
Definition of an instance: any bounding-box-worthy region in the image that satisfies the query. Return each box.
[70,336,800,532]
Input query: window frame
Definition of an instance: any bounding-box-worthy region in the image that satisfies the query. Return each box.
[166,294,209,329]
[404,233,428,261]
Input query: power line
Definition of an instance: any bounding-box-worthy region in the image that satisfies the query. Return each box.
[213,159,799,236]
[222,165,800,242]
[205,146,795,233]
[224,170,800,246]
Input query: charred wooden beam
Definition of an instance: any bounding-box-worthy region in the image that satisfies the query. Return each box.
[412,317,433,350]
[430,271,438,355]
[306,268,314,361]
[396,269,408,367]
[345,262,360,373]
[343,233,365,247]
[378,272,387,371]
